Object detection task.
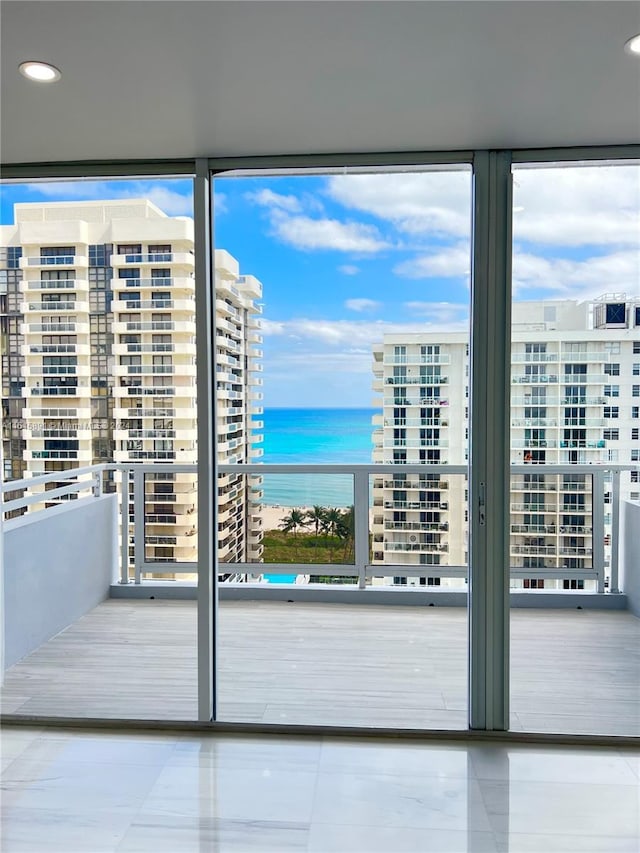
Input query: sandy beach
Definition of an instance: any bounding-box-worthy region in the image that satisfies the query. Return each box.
[260,505,373,531]
[261,505,313,531]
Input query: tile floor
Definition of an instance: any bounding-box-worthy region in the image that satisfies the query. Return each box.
[0,725,638,852]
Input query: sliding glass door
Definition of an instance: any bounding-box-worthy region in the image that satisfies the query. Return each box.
[210,163,473,729]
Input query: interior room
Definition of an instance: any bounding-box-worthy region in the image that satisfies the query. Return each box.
[1,2,639,851]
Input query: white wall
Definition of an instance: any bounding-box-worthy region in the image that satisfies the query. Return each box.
[3,495,118,669]
[621,500,640,618]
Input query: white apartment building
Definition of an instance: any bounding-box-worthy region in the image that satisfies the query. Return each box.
[372,294,640,590]
[0,199,264,571]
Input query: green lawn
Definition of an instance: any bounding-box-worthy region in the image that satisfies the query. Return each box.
[263,529,354,565]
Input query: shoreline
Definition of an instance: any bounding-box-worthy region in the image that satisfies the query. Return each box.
[259,504,370,531]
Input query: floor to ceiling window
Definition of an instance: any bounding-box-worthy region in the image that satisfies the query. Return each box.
[0,174,199,720]
[1,147,637,733]
[508,157,640,735]
[211,163,473,728]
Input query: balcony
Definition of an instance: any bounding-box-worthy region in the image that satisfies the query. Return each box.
[382,354,451,365]
[111,276,194,290]
[512,374,559,384]
[511,352,559,363]
[110,252,195,266]
[23,320,90,334]
[21,254,87,268]
[385,376,448,385]
[1,462,638,736]
[23,278,89,291]
[112,320,170,333]
[22,300,90,313]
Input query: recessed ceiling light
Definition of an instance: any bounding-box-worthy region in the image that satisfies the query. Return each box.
[18,61,61,82]
[624,34,640,56]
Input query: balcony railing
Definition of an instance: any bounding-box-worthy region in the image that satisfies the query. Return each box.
[2,462,636,595]
[385,376,448,385]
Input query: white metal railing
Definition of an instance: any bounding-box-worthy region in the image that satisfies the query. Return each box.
[385,376,448,385]
[2,462,637,595]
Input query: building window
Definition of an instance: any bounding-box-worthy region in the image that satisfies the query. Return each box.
[604,385,619,397]
[633,407,639,419]
[523,579,545,589]
[603,429,619,440]
[634,341,640,354]
[89,244,112,267]
[633,386,640,397]
[631,471,639,483]
[605,303,626,324]
[6,246,23,268]
[632,428,639,441]
[41,246,75,258]
[604,363,620,376]
[604,407,619,419]
[632,449,640,462]
[563,579,584,590]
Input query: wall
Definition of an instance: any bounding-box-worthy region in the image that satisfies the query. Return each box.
[3,494,118,669]
[621,500,640,618]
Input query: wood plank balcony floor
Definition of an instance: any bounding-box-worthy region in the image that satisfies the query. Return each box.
[2,600,638,736]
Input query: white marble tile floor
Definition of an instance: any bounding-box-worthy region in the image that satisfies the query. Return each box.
[1,725,638,853]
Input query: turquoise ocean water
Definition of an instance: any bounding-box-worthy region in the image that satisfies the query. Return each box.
[259,407,376,507]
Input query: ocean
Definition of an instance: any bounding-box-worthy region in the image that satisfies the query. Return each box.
[258,407,377,507]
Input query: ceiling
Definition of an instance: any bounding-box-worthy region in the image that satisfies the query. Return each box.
[1,1,639,166]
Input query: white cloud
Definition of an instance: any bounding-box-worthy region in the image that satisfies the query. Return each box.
[268,350,373,375]
[261,316,466,348]
[325,165,639,251]
[270,213,390,253]
[403,301,469,326]
[24,180,193,216]
[260,319,286,336]
[326,171,472,238]
[143,186,193,216]
[25,180,109,199]
[394,242,471,280]
[338,264,361,275]
[512,248,640,298]
[345,298,381,312]
[214,192,227,214]
[513,164,640,247]
[245,188,302,213]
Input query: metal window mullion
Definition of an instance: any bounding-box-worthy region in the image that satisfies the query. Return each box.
[133,467,144,585]
[353,471,370,589]
[120,473,130,584]
[591,471,606,594]
[469,150,512,731]
[194,161,216,722]
[610,470,621,593]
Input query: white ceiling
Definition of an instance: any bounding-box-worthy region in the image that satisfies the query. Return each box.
[1,1,639,165]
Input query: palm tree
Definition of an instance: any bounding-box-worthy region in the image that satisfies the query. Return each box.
[279,508,307,538]
[322,507,343,560]
[306,505,327,540]
[337,505,355,561]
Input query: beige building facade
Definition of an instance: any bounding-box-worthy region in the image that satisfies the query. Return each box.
[1,199,264,572]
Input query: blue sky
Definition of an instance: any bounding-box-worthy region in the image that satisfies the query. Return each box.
[2,164,638,407]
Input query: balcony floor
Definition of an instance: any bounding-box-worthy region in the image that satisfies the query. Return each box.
[2,600,639,736]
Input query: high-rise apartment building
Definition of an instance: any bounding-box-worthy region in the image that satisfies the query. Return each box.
[0,199,264,569]
[372,294,640,590]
